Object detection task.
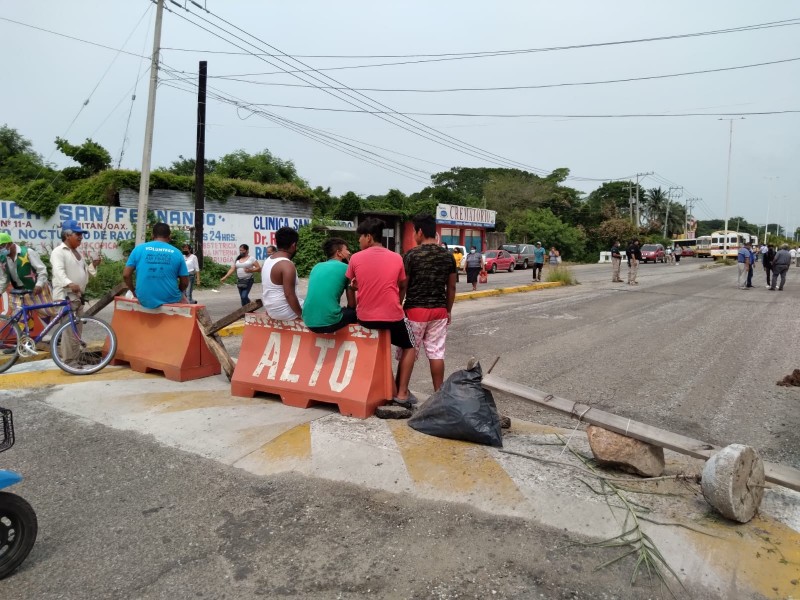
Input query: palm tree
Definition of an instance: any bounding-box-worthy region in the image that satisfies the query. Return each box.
[644,187,668,227]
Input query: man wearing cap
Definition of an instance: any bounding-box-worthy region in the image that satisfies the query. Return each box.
[50,220,101,365]
[532,242,545,282]
[736,241,752,289]
[0,232,49,295]
[123,222,189,308]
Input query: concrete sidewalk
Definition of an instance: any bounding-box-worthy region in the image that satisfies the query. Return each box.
[5,359,800,599]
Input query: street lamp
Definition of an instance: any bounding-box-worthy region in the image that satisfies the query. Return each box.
[720,117,744,257]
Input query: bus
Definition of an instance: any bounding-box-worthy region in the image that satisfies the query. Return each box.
[695,235,712,258]
[672,238,698,256]
[709,230,758,260]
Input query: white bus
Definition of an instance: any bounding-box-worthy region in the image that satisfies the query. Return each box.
[709,231,758,260]
[695,235,712,258]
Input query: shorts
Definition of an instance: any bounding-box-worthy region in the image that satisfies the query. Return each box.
[358,318,415,349]
[400,317,448,361]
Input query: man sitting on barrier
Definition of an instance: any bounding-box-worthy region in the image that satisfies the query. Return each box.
[346,217,417,405]
[261,226,304,321]
[122,222,189,308]
[302,237,356,333]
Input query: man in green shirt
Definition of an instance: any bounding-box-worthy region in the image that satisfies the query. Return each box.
[302,237,357,333]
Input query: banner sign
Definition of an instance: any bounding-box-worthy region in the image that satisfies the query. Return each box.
[0,200,352,265]
[436,203,496,227]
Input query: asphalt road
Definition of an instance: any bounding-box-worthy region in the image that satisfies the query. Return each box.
[1,257,796,599]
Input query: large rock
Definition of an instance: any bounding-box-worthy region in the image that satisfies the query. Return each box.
[701,444,765,523]
[586,425,665,477]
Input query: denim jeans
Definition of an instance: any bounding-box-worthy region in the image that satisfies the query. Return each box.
[238,278,254,306]
[186,274,195,302]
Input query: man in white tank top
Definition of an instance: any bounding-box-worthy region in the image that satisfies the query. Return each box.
[261,227,304,320]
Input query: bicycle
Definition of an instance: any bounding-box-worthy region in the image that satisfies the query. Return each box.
[0,290,117,376]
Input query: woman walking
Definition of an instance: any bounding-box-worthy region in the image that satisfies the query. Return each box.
[220,244,260,306]
[462,246,484,291]
[182,244,200,304]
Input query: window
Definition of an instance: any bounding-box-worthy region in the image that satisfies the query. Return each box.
[440,227,460,247]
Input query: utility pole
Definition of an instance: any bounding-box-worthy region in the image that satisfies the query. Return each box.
[764,176,778,245]
[194,60,207,268]
[720,117,744,257]
[634,172,652,229]
[135,0,165,246]
[685,197,696,238]
[628,181,634,224]
[665,186,682,238]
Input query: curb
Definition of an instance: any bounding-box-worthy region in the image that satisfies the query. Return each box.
[218,281,566,337]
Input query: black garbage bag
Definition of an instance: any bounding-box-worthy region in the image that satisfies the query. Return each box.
[408,362,503,447]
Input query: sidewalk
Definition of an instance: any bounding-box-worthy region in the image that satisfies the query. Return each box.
[6,358,800,598]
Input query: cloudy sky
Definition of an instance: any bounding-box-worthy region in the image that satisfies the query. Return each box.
[2,1,798,231]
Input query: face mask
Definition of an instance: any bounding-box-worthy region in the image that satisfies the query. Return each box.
[0,248,7,261]
[470,249,476,254]
[182,251,190,256]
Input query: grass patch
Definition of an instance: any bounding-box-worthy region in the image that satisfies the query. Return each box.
[545,266,578,285]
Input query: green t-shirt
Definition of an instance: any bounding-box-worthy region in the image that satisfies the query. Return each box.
[302,259,349,328]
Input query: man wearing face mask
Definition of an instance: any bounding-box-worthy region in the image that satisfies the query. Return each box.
[0,232,49,296]
[261,226,304,321]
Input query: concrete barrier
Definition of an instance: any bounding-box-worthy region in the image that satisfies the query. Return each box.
[598,252,612,264]
[231,313,393,419]
[110,298,221,381]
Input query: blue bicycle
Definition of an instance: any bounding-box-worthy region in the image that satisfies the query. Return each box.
[0,290,117,375]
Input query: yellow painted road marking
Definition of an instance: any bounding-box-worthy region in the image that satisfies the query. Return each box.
[387,420,526,507]
[0,366,160,389]
[688,514,800,598]
[233,423,312,475]
[140,391,261,413]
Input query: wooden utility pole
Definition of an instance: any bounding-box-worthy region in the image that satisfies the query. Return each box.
[194,61,207,267]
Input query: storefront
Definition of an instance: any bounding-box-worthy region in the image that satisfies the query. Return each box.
[399,203,496,252]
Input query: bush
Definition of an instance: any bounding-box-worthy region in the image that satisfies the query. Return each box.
[545,266,578,285]
[85,259,126,298]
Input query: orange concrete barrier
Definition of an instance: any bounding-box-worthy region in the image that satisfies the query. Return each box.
[110,298,221,381]
[231,313,393,418]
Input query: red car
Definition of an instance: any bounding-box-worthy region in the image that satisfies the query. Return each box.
[640,244,665,263]
[483,250,516,273]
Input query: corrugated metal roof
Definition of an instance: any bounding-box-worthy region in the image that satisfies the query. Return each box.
[118,189,312,218]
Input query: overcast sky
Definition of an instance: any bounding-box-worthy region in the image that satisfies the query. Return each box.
[2,1,798,232]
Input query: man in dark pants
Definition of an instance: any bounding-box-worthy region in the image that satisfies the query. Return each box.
[770,244,792,291]
[763,244,776,288]
[746,243,756,288]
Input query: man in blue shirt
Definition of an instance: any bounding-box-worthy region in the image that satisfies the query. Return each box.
[736,241,751,290]
[532,242,546,282]
[123,223,189,308]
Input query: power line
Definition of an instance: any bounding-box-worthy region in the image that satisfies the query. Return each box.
[202,101,800,119]
[157,16,800,68]
[173,56,800,93]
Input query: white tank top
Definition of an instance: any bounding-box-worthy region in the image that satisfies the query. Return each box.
[261,257,303,320]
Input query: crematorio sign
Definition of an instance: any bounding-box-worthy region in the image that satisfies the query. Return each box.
[435,203,496,227]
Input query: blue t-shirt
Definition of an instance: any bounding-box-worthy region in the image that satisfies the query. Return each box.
[126,241,189,308]
[533,246,546,263]
[737,247,750,264]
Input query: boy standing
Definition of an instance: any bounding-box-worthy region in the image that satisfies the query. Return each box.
[345,218,416,404]
[402,214,456,391]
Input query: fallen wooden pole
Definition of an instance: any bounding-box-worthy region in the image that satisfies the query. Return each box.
[202,299,262,336]
[482,373,800,493]
[196,307,237,380]
[85,283,128,317]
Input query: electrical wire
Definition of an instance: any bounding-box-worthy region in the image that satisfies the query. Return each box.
[174,56,800,93]
[157,16,800,65]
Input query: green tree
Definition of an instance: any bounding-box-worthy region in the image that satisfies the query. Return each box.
[596,218,639,248]
[214,149,306,186]
[55,136,112,180]
[506,208,586,259]
[0,125,53,182]
[158,155,218,177]
[334,191,362,220]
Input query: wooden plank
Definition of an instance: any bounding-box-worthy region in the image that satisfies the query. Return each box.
[482,373,800,493]
[202,299,262,336]
[196,307,237,380]
[85,283,128,317]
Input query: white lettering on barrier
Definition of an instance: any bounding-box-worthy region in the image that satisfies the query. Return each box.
[251,334,357,393]
[279,335,301,383]
[253,332,281,379]
[329,341,357,392]
[310,338,335,386]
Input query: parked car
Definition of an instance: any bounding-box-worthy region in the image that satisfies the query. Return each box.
[501,243,537,269]
[483,249,516,273]
[640,244,666,263]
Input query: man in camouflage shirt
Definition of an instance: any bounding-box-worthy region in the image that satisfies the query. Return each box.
[402,213,457,391]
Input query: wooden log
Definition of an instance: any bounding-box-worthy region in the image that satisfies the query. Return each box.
[196,307,237,380]
[85,282,128,317]
[482,373,800,493]
[202,299,262,336]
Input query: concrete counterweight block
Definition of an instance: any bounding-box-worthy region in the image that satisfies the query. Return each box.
[701,444,765,523]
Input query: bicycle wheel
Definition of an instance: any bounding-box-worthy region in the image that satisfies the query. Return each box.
[0,317,21,375]
[50,316,117,376]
